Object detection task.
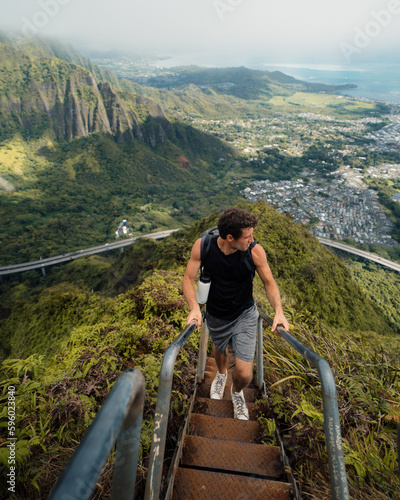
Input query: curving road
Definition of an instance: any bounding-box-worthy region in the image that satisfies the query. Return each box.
[0,229,179,276]
[317,237,400,273]
[1,230,400,276]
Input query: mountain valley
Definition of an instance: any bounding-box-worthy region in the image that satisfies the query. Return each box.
[0,34,399,500]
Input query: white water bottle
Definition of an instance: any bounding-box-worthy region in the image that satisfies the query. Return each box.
[196,271,211,305]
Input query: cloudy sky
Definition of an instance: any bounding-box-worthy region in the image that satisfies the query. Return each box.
[1,0,400,67]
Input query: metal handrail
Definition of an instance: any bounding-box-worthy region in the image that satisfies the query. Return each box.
[144,320,198,500]
[259,310,350,500]
[196,315,209,383]
[48,368,145,500]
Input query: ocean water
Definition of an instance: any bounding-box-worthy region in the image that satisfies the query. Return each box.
[258,63,400,104]
[152,55,400,104]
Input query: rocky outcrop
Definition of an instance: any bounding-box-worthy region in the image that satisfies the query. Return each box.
[0,41,173,147]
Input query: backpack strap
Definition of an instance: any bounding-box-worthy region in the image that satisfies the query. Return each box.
[200,227,218,269]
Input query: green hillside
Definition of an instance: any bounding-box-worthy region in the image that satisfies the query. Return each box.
[0,202,399,499]
[121,64,385,122]
[0,130,238,265]
[0,37,246,265]
[0,36,391,267]
[0,35,399,499]
[127,64,354,101]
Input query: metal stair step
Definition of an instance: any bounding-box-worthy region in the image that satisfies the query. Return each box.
[193,397,259,420]
[181,435,285,478]
[189,413,261,443]
[171,468,293,500]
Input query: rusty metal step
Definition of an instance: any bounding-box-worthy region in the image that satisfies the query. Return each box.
[202,370,259,389]
[193,397,259,420]
[189,413,261,443]
[171,468,293,500]
[181,435,285,478]
[203,369,259,391]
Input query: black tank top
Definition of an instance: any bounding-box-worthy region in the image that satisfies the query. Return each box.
[204,235,255,320]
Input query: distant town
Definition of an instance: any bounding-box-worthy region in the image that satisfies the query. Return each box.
[195,102,400,247]
[242,164,400,246]
[92,55,400,248]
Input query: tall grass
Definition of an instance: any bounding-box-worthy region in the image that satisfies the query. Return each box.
[262,306,400,499]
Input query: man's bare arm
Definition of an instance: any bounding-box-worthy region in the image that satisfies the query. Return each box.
[182,238,202,326]
[252,244,289,331]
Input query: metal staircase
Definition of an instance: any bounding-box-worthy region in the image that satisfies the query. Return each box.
[166,353,294,499]
[49,310,353,500]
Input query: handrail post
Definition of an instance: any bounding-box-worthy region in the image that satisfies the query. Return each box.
[49,369,145,500]
[110,377,145,499]
[258,310,349,500]
[197,315,209,383]
[256,315,264,390]
[316,357,349,500]
[144,321,197,500]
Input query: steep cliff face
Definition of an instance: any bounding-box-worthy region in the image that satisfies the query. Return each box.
[0,39,173,146]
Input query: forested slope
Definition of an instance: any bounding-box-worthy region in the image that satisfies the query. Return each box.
[1,202,399,499]
[0,34,399,500]
[0,36,242,265]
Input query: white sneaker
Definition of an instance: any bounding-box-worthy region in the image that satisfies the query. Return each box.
[210,371,227,399]
[231,387,249,420]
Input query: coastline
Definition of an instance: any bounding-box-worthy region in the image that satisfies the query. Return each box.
[257,63,400,104]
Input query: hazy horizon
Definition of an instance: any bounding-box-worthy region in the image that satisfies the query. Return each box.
[1,0,399,69]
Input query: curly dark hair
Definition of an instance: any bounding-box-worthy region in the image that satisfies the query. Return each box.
[218,208,258,240]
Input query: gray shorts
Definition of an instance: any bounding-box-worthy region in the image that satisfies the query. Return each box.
[206,304,259,363]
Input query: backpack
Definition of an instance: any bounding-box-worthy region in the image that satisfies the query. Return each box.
[199,226,257,276]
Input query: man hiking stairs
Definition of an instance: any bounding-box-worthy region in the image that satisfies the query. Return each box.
[167,347,295,499]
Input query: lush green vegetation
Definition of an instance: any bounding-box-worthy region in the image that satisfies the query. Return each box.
[0,35,399,500]
[0,269,197,498]
[0,129,239,265]
[260,313,400,500]
[1,202,399,499]
[328,252,400,332]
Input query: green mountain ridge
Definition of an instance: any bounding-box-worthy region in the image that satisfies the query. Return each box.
[0,37,173,145]
[0,36,244,263]
[126,64,357,101]
[0,34,399,500]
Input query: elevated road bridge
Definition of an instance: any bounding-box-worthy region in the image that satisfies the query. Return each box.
[1,230,399,276]
[317,237,400,273]
[0,229,179,276]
